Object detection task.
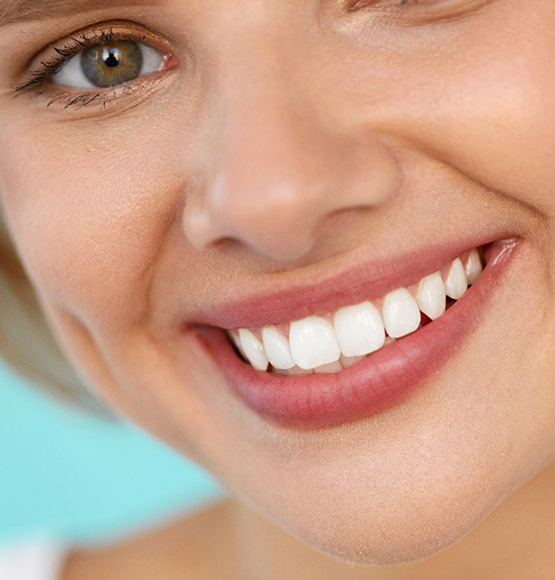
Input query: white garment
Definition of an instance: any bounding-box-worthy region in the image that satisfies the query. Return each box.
[0,539,69,580]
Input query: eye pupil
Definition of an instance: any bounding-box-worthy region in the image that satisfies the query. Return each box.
[103,49,121,69]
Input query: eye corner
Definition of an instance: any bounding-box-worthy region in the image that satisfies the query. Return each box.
[162,51,179,72]
[348,0,376,11]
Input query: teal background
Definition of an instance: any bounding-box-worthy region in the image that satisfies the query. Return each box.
[0,359,224,548]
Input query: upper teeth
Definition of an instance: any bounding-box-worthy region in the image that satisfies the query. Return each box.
[228,249,483,374]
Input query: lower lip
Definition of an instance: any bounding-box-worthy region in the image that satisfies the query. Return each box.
[197,240,518,429]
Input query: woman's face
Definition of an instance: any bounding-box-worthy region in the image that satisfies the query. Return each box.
[1,0,555,564]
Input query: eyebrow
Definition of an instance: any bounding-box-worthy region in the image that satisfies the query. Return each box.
[0,0,161,27]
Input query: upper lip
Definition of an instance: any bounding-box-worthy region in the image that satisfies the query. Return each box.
[182,230,512,331]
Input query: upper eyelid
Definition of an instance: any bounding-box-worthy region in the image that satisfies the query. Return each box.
[349,0,496,23]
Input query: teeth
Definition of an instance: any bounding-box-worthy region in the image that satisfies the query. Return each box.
[228,246,485,374]
[444,258,468,300]
[229,330,247,359]
[341,354,366,368]
[464,249,483,284]
[416,272,446,320]
[382,288,421,339]
[334,301,385,357]
[274,365,314,375]
[314,361,344,374]
[262,326,295,370]
[238,329,269,371]
[289,316,341,370]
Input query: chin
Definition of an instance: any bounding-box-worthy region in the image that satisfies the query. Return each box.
[291,501,489,566]
[264,464,529,567]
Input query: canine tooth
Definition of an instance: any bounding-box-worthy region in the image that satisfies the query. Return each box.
[464,249,483,284]
[289,316,341,370]
[228,330,248,359]
[228,330,241,349]
[382,288,421,339]
[314,361,344,374]
[444,258,467,299]
[262,326,295,370]
[238,329,269,371]
[334,301,385,357]
[416,272,446,320]
[341,355,365,368]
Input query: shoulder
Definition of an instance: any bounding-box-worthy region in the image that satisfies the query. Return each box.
[62,499,236,580]
[0,538,69,580]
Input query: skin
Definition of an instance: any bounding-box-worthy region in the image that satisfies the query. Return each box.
[2,0,555,577]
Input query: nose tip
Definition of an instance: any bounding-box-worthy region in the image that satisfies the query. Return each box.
[182,132,401,263]
[183,141,400,263]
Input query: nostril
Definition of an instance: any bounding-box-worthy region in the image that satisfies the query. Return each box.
[206,236,238,252]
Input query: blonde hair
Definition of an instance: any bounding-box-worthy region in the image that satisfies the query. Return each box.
[0,209,117,421]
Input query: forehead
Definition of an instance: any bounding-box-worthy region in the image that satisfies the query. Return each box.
[0,0,163,26]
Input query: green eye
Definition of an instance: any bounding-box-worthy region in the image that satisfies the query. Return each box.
[53,40,164,89]
[81,41,142,88]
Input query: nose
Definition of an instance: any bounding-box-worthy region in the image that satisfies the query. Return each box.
[182,52,400,264]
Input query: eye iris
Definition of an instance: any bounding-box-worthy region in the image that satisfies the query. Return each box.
[81,41,142,88]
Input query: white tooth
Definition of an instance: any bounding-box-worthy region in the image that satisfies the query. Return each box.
[262,326,295,370]
[416,272,446,320]
[334,301,385,357]
[444,258,468,300]
[229,330,248,359]
[289,316,341,370]
[238,329,269,371]
[381,288,421,339]
[341,355,366,368]
[464,249,483,284]
[314,361,344,374]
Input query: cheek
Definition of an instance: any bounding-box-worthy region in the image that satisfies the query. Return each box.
[0,120,182,328]
[427,56,555,210]
[440,20,555,211]
[349,5,555,216]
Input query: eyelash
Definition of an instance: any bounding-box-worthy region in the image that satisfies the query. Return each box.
[14,26,168,111]
[350,0,420,10]
[350,0,493,20]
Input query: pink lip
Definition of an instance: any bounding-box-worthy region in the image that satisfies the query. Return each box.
[189,233,514,330]
[195,239,519,429]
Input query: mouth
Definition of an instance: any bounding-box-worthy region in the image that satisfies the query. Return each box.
[227,247,484,374]
[194,238,519,429]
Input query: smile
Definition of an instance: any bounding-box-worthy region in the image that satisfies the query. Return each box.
[227,248,484,375]
[196,237,519,428]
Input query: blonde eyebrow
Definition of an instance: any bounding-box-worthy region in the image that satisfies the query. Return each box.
[0,0,162,27]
